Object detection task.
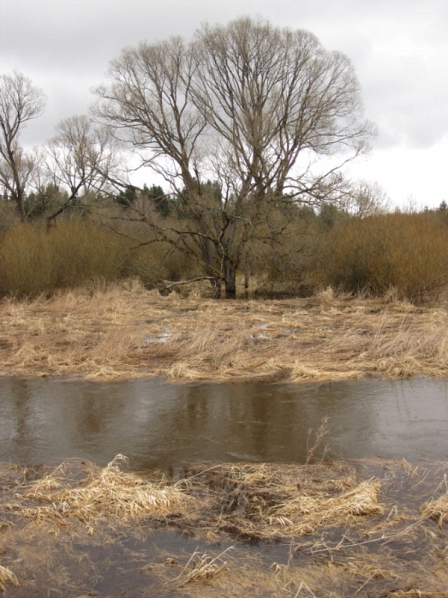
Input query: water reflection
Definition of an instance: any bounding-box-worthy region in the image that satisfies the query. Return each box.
[0,377,447,470]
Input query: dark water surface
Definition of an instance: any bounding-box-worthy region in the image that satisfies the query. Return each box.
[0,376,447,470]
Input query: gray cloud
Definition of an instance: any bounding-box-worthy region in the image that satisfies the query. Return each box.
[1,0,448,205]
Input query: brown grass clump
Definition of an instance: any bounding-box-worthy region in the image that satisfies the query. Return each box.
[168,546,234,587]
[421,492,448,527]
[6,455,198,532]
[1,459,448,597]
[0,564,19,591]
[266,478,383,536]
[5,459,383,543]
[1,284,448,382]
[173,462,383,542]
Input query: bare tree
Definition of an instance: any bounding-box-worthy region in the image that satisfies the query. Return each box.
[348,181,390,218]
[95,17,374,297]
[46,115,120,225]
[0,72,46,220]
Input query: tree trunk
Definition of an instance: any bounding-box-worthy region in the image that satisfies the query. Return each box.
[224,261,237,299]
[17,195,26,222]
[244,267,250,300]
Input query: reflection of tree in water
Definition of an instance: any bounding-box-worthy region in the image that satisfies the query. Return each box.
[74,385,129,437]
[226,385,314,461]
[77,393,103,436]
[69,381,158,462]
[176,384,321,463]
[296,382,381,460]
[184,386,211,428]
[9,378,34,461]
[3,378,445,470]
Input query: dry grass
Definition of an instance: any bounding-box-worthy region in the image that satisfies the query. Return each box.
[421,492,448,527]
[0,283,448,382]
[0,564,19,591]
[4,455,199,532]
[154,548,448,598]
[173,462,383,542]
[1,458,447,597]
[2,458,380,542]
[168,546,234,587]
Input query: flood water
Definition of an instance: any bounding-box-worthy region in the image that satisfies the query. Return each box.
[0,376,447,470]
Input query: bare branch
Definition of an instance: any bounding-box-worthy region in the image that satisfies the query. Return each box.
[94,17,375,297]
[0,72,45,220]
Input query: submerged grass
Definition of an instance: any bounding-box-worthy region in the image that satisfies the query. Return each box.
[1,458,447,596]
[0,283,448,382]
[173,461,383,542]
[422,491,448,527]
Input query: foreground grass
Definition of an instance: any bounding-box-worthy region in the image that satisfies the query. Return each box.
[0,457,447,596]
[0,283,448,382]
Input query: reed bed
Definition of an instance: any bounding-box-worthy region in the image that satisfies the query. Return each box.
[0,283,448,382]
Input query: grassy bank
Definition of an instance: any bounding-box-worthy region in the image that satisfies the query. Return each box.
[0,456,447,596]
[0,284,447,382]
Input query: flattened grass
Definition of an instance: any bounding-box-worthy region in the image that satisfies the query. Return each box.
[0,284,448,382]
[1,458,448,597]
[422,492,448,527]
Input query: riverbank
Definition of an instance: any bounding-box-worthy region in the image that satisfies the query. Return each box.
[1,456,447,596]
[0,283,447,382]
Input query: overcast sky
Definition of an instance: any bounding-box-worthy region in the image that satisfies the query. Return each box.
[1,0,447,209]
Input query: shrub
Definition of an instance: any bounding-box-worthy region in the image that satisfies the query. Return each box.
[0,222,126,297]
[314,212,448,300]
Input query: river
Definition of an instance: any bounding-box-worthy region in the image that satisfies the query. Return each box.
[1,376,447,469]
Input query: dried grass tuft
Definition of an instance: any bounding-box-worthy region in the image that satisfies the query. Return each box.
[0,564,19,591]
[268,479,383,536]
[176,462,382,542]
[9,455,197,531]
[421,491,448,527]
[170,546,234,587]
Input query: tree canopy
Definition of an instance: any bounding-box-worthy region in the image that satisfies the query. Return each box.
[96,18,374,296]
[0,72,46,220]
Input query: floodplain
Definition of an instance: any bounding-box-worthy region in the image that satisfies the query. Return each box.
[0,286,447,596]
[0,284,447,383]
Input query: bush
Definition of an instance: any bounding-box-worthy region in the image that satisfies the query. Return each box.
[121,242,199,288]
[314,212,448,300]
[0,222,126,297]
